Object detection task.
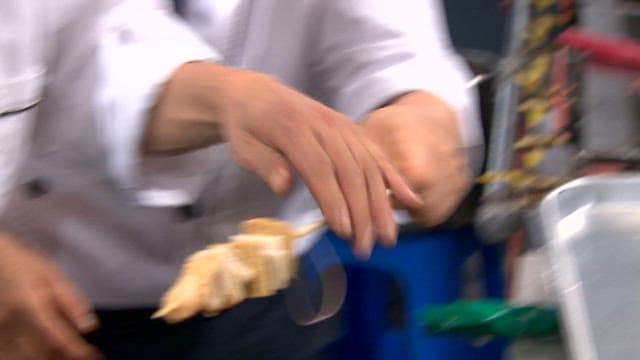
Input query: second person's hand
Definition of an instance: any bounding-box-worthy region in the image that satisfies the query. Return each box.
[0,232,102,360]
[362,91,473,227]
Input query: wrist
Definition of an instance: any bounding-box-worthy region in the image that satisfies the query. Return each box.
[389,91,456,122]
[367,91,461,140]
[144,62,232,153]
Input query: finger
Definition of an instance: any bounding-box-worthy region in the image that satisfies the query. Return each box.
[363,137,423,210]
[48,273,99,334]
[347,135,398,249]
[229,129,293,196]
[276,127,353,240]
[28,297,102,360]
[315,121,373,258]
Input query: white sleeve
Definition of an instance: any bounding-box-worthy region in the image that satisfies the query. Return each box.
[94,0,221,206]
[313,0,483,160]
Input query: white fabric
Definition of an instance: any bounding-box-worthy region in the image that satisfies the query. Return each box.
[1,0,483,307]
[0,114,35,212]
[0,1,47,211]
[95,0,219,205]
[0,1,46,114]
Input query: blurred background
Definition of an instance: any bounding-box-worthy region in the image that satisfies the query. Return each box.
[444,0,507,54]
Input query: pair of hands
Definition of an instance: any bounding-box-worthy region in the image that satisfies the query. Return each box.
[148,62,473,258]
[0,63,472,360]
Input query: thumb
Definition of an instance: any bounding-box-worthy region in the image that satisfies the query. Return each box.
[48,271,99,334]
[230,133,293,195]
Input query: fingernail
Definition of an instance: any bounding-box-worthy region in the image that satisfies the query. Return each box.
[355,224,374,259]
[383,221,398,247]
[76,312,100,333]
[354,241,372,260]
[337,211,352,239]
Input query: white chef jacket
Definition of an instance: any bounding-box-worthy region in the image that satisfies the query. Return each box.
[0,1,47,210]
[1,0,482,308]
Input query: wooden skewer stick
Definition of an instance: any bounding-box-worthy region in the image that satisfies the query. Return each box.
[292,219,326,239]
[290,188,393,240]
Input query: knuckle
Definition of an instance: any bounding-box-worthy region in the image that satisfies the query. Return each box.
[352,146,377,175]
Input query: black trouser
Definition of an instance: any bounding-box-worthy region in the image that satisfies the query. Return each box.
[86,292,338,360]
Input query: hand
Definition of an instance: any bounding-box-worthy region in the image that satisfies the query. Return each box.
[0,233,102,360]
[147,63,423,257]
[363,91,473,226]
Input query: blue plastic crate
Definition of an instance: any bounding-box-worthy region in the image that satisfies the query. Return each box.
[311,227,505,360]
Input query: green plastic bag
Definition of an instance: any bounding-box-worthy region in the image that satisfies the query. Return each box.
[422,300,559,339]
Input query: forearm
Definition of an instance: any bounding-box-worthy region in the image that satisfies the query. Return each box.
[385,91,454,113]
[143,62,230,155]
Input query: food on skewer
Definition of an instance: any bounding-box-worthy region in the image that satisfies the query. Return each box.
[153,218,324,323]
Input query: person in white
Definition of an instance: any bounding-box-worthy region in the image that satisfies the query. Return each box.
[0,2,109,359]
[0,0,482,358]
[0,2,44,209]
